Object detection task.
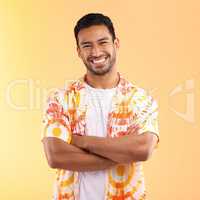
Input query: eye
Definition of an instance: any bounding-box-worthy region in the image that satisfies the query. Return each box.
[100,41,108,45]
[82,45,91,48]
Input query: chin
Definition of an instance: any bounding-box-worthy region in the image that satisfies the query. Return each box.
[93,68,112,76]
[86,62,113,76]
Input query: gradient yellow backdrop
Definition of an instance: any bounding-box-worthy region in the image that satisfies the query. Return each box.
[1,1,200,199]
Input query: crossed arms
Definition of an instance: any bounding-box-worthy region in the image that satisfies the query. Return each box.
[42,124,158,172]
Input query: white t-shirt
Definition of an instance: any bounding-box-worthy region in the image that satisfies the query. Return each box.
[78,84,116,200]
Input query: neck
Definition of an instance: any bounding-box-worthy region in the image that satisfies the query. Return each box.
[85,68,119,89]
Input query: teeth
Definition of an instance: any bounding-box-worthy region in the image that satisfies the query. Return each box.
[92,58,106,64]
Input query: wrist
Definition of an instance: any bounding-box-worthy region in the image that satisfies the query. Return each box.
[72,135,87,149]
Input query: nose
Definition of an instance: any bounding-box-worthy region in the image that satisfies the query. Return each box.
[90,44,102,57]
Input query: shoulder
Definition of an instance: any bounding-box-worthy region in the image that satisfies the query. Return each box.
[48,77,84,99]
[48,78,86,107]
[121,77,158,109]
[47,88,66,106]
[120,76,150,98]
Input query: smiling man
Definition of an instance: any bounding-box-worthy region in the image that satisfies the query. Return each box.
[42,13,159,200]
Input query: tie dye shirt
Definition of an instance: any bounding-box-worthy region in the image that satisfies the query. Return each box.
[42,74,159,200]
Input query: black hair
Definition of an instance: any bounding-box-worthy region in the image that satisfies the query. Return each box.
[74,13,116,46]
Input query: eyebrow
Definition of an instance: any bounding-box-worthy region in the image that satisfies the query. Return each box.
[80,37,110,46]
[97,37,110,42]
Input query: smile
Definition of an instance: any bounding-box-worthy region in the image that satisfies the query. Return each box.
[90,56,108,65]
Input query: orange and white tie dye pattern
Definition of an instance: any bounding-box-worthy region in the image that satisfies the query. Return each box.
[42,89,72,143]
[42,74,159,200]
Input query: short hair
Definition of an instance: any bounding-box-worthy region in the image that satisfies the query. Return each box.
[74,13,116,46]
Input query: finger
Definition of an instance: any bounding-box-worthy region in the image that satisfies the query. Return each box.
[130,125,141,135]
[129,124,139,130]
[127,124,136,132]
[134,126,140,134]
[128,124,138,129]
[127,124,139,134]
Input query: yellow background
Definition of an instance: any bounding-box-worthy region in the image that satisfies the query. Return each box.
[1,0,200,199]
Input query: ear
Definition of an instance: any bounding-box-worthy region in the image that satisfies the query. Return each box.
[76,46,81,58]
[114,37,120,49]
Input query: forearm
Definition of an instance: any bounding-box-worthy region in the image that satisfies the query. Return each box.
[42,137,116,171]
[54,151,116,171]
[72,133,155,163]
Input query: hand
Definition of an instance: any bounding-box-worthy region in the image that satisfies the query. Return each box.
[127,124,140,135]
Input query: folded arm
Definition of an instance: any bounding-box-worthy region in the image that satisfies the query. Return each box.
[72,126,158,163]
[42,137,117,171]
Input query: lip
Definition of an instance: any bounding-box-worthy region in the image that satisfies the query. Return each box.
[89,56,108,66]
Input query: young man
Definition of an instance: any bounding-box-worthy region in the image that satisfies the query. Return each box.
[42,13,159,200]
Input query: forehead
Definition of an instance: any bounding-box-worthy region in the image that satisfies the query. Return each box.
[77,25,112,44]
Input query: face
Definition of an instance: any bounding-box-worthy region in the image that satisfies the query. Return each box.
[77,25,119,76]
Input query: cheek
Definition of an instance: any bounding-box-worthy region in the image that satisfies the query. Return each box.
[107,47,115,57]
[107,46,115,54]
[79,52,88,60]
